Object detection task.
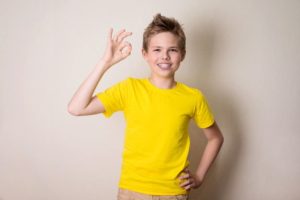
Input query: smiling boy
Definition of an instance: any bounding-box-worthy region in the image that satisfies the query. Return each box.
[68,14,223,200]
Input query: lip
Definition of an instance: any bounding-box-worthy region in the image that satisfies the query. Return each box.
[157,63,172,70]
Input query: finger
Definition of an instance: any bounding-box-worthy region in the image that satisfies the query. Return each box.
[117,31,132,42]
[179,176,188,180]
[179,173,190,180]
[180,179,191,187]
[113,29,126,41]
[184,168,190,173]
[184,184,192,190]
[183,180,195,190]
[121,45,132,57]
[120,41,131,50]
[107,28,113,40]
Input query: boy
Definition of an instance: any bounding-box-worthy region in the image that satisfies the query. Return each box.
[68,14,223,200]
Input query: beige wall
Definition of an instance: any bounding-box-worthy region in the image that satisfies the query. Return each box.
[1,0,299,199]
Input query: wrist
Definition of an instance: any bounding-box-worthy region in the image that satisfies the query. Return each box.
[195,172,205,183]
[96,59,112,71]
[195,175,204,189]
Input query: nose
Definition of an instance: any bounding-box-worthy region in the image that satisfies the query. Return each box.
[161,50,170,60]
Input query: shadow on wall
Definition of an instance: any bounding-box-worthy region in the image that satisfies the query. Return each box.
[185,22,244,200]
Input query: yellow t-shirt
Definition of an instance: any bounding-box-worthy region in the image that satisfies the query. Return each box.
[97,77,214,195]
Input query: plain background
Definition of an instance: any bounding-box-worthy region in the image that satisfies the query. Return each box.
[1,0,300,199]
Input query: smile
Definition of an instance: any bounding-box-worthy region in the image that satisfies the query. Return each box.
[157,63,172,70]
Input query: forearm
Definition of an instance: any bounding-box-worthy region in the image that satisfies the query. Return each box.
[67,60,110,113]
[195,136,223,181]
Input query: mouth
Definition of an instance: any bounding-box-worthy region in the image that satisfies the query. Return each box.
[157,63,172,70]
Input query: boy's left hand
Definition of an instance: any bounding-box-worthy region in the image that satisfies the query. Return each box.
[179,169,203,191]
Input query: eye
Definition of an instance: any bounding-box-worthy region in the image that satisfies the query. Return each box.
[153,49,161,52]
[170,48,179,52]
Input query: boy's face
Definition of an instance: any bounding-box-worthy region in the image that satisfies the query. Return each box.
[142,32,184,79]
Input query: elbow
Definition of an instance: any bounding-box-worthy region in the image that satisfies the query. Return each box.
[217,129,224,142]
[211,132,224,146]
[219,134,224,146]
[217,133,224,148]
[67,104,81,116]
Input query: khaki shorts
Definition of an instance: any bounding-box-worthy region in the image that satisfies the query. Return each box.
[117,188,189,200]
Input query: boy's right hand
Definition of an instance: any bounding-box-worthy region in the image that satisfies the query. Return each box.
[100,28,132,70]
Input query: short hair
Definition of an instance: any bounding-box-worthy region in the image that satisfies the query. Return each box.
[143,13,186,56]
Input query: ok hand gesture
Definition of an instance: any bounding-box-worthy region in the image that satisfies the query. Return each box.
[101,28,132,70]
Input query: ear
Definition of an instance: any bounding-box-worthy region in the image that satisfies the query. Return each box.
[181,50,186,61]
[142,49,148,60]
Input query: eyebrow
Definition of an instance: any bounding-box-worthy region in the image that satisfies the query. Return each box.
[150,46,179,49]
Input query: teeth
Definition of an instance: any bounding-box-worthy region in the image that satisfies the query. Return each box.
[157,63,172,69]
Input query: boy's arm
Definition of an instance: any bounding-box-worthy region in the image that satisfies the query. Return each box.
[67,29,132,116]
[180,122,224,190]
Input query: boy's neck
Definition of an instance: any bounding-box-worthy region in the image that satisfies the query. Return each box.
[148,76,177,89]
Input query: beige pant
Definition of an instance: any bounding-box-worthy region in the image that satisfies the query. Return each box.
[117,188,189,200]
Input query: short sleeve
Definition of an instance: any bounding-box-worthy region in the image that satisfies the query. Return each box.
[96,78,130,118]
[193,91,215,128]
